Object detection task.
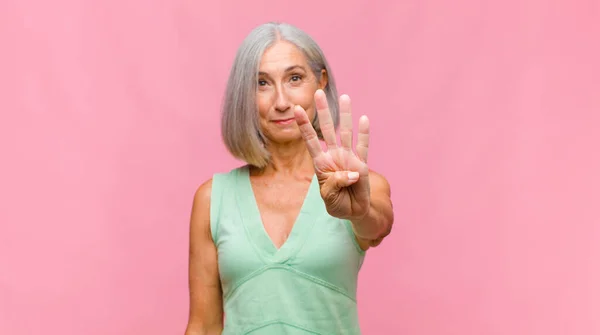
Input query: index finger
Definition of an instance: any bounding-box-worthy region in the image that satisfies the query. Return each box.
[294,105,324,159]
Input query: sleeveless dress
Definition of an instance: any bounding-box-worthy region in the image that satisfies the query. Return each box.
[210,166,366,334]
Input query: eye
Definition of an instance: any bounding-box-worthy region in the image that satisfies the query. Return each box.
[258,80,267,86]
[290,75,302,82]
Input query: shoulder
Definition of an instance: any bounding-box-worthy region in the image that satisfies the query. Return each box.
[191,166,247,241]
[190,178,213,235]
[191,165,247,215]
[193,178,213,208]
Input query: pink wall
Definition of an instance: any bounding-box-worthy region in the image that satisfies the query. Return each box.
[1,0,599,334]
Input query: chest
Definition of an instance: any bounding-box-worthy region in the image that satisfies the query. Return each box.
[250,178,312,249]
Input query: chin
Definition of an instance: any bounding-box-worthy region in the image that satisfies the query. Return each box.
[265,129,303,144]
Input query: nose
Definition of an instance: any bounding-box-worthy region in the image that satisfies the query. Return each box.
[274,86,292,113]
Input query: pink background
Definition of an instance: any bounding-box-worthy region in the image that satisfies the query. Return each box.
[1,0,599,334]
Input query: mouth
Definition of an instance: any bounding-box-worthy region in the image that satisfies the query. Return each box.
[271,117,295,125]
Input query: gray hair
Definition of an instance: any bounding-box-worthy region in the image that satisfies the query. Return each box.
[221,22,340,168]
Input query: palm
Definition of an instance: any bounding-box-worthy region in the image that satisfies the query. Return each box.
[294,90,371,221]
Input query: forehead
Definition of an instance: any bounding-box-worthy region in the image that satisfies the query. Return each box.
[259,41,309,72]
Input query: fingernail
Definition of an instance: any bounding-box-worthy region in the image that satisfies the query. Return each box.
[348,172,359,180]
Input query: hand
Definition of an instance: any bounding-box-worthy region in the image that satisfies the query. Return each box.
[294,89,371,221]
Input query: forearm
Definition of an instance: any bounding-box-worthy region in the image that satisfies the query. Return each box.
[351,200,393,243]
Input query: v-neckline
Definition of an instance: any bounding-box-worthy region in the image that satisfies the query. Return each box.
[236,166,319,263]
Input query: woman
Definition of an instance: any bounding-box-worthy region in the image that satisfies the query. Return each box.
[185,22,394,335]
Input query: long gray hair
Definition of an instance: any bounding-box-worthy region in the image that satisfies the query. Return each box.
[221,22,340,168]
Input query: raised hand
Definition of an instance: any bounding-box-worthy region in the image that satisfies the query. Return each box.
[294,89,371,221]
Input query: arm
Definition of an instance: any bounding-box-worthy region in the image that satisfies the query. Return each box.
[185,179,224,335]
[351,170,394,250]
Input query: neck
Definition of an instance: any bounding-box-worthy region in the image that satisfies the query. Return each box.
[256,140,315,177]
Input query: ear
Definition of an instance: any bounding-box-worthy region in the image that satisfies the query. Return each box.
[318,69,328,90]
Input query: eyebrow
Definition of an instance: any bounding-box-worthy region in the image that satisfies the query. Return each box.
[259,65,306,76]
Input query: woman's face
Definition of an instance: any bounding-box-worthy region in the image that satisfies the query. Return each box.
[256,40,327,145]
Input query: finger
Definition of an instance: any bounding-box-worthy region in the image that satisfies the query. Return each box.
[294,105,324,159]
[323,171,360,194]
[339,94,353,151]
[356,115,370,163]
[314,89,338,150]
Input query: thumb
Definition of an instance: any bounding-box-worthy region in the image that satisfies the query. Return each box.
[325,171,360,191]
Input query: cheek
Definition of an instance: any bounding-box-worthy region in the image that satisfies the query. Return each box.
[256,95,270,118]
[297,91,317,120]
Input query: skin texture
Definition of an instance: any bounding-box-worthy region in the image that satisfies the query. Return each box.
[185,40,394,334]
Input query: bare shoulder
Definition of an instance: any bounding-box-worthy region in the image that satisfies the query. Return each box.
[191,166,242,229]
[193,178,213,208]
[190,178,213,235]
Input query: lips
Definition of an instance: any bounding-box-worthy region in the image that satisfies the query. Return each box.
[272,117,295,125]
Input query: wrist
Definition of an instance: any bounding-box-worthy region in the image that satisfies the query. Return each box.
[349,206,370,224]
[349,207,373,237]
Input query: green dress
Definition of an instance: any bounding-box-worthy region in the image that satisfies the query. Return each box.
[211,166,366,334]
